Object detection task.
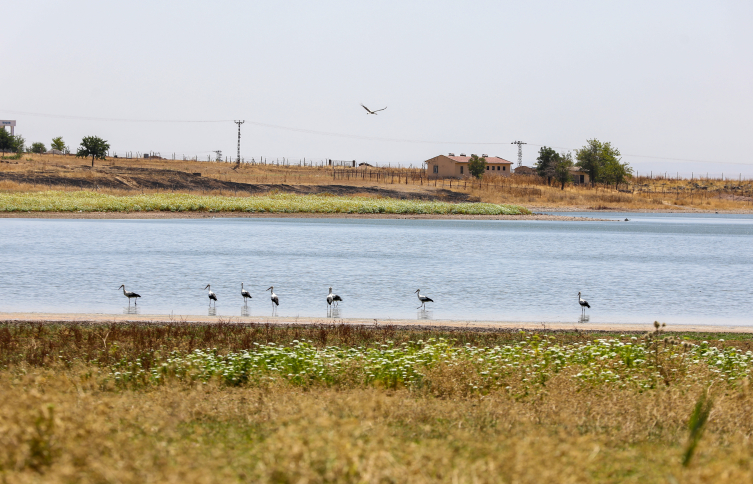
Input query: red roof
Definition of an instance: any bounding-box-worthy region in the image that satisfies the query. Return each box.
[445,155,512,164]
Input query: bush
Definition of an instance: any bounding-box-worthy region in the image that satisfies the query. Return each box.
[0,129,24,153]
[468,154,487,178]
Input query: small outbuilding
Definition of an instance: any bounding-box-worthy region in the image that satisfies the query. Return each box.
[424,153,513,178]
[514,165,536,176]
[569,167,590,185]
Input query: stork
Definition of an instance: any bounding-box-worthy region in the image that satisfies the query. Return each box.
[327,286,343,308]
[415,289,433,310]
[241,283,252,305]
[267,286,279,312]
[118,285,141,305]
[361,104,387,115]
[204,284,217,306]
[578,291,590,315]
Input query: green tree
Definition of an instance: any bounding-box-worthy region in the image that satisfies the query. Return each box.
[467,154,487,178]
[51,136,66,152]
[76,136,110,167]
[0,129,12,152]
[600,154,633,186]
[553,152,574,189]
[535,146,558,184]
[0,129,24,154]
[575,139,632,187]
[30,142,47,154]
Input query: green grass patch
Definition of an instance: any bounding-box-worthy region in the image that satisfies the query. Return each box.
[0,191,529,215]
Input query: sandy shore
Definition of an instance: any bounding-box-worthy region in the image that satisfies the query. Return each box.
[1,312,748,333]
[0,211,612,221]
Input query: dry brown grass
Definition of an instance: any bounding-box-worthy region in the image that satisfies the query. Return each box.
[2,363,753,483]
[2,153,752,212]
[1,322,753,482]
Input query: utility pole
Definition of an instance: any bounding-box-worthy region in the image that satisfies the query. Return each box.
[234,120,245,163]
[511,141,526,168]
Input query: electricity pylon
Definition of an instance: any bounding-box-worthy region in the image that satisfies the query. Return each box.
[511,141,526,167]
[234,120,245,163]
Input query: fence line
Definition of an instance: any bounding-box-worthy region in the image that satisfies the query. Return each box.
[8,152,753,204]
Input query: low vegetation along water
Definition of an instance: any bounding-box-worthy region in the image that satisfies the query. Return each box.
[0,190,527,215]
[1,214,752,324]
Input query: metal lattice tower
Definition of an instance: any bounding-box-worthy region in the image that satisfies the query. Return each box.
[511,141,527,167]
[234,120,245,163]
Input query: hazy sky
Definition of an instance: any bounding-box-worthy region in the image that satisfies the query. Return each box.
[3,1,752,176]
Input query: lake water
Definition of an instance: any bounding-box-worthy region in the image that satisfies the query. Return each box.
[1,214,752,326]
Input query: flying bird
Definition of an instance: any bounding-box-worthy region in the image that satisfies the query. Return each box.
[118,285,141,305]
[361,104,387,115]
[327,286,343,308]
[241,283,252,305]
[415,289,433,310]
[578,291,590,315]
[204,284,217,306]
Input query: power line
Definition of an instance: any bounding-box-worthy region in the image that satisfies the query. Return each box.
[524,142,753,166]
[1,109,508,144]
[2,110,231,123]
[4,109,752,166]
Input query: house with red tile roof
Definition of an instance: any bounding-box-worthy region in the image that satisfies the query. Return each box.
[424,153,513,178]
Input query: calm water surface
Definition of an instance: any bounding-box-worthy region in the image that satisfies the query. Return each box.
[1,214,752,325]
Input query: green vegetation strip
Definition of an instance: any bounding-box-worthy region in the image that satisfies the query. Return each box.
[110,335,750,391]
[0,191,528,215]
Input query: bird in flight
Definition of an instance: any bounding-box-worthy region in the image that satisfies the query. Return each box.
[361,104,387,115]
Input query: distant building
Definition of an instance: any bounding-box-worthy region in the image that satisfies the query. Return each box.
[424,153,513,178]
[514,165,536,176]
[0,120,16,136]
[570,167,590,185]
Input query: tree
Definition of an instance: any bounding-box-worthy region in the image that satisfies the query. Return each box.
[575,139,632,187]
[467,154,487,178]
[553,152,574,190]
[600,154,633,187]
[535,146,558,184]
[0,129,24,154]
[51,136,66,152]
[30,142,46,154]
[76,136,110,167]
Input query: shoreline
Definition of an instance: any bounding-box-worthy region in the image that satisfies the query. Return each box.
[0,211,611,221]
[1,312,749,333]
[531,206,753,214]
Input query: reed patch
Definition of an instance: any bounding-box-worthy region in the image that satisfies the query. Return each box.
[0,190,528,215]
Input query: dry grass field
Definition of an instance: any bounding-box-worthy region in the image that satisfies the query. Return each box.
[2,153,752,212]
[1,321,752,483]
